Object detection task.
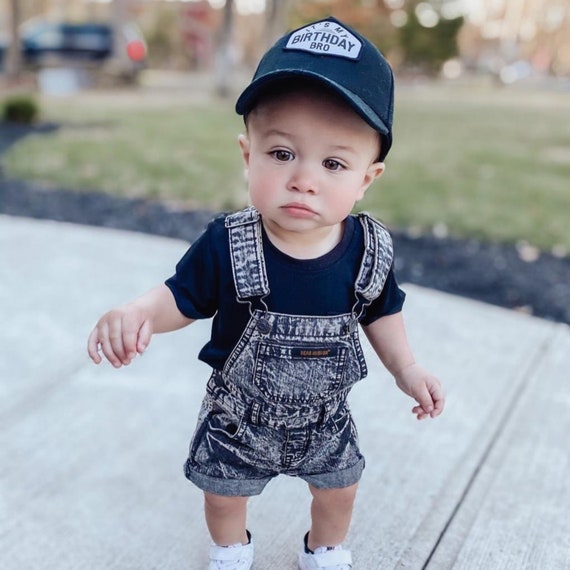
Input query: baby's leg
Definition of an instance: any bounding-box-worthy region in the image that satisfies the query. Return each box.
[306,482,359,550]
[204,492,250,546]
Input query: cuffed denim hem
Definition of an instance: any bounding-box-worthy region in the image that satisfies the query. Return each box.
[300,456,365,489]
[185,460,271,497]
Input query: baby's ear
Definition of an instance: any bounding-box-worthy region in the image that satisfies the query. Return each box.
[238,134,250,166]
[358,161,385,199]
[368,161,385,182]
[237,134,250,182]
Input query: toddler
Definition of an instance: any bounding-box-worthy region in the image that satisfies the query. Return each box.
[88,16,444,570]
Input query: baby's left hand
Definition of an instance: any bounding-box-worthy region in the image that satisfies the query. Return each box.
[394,363,445,420]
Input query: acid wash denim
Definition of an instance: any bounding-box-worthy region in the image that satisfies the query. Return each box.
[185,207,393,496]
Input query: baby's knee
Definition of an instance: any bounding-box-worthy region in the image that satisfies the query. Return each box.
[310,483,359,507]
[204,492,248,515]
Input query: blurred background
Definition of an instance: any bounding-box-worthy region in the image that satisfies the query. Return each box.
[1,0,569,87]
[0,1,569,313]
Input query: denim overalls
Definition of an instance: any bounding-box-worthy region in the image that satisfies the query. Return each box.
[185,207,393,496]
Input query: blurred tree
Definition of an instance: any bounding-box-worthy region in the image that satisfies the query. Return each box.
[288,0,466,73]
[215,0,234,97]
[5,0,23,81]
[111,0,132,79]
[215,0,289,96]
[289,0,398,60]
[399,1,463,74]
[265,0,291,48]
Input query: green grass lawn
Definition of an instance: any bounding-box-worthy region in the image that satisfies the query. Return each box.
[363,83,570,253]
[2,81,569,253]
[4,96,247,211]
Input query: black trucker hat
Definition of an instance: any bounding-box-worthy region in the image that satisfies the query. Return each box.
[235,17,394,161]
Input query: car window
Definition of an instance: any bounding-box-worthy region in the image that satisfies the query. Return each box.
[69,30,110,51]
[28,27,64,49]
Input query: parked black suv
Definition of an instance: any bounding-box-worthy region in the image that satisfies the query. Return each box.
[0,20,147,78]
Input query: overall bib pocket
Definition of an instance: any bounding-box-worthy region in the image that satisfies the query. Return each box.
[253,341,349,405]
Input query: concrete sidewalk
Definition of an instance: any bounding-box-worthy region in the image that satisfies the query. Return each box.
[1,215,568,570]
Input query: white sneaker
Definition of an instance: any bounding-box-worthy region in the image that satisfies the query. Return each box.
[298,534,352,570]
[208,532,254,570]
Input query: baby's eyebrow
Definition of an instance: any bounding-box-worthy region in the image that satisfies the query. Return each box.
[328,144,357,153]
[257,129,360,157]
[262,131,355,151]
[261,128,293,139]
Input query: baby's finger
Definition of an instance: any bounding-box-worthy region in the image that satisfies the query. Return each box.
[87,328,102,364]
[137,319,152,354]
[100,335,123,368]
[412,405,429,420]
[413,385,434,416]
[121,315,141,360]
[96,323,124,368]
[107,320,129,364]
[429,384,445,417]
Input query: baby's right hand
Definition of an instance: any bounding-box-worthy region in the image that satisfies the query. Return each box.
[87,304,152,368]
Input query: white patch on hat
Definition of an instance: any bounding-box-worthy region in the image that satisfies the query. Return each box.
[285,20,362,60]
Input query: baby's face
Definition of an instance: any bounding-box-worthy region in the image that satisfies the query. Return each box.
[238,89,384,241]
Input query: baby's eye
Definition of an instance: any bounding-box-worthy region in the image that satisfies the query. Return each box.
[271,150,294,162]
[323,159,344,171]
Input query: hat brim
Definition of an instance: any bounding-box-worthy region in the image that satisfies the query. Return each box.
[236,70,392,158]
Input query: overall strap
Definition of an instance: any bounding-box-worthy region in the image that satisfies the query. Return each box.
[354,213,394,303]
[225,207,270,301]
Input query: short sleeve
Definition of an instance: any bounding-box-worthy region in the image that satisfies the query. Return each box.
[164,224,220,319]
[359,266,406,326]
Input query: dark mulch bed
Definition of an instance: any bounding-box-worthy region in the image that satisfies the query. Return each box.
[1,122,569,324]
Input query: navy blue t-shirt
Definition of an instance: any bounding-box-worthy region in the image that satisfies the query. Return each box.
[165,214,405,370]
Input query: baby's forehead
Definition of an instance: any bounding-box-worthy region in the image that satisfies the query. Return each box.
[246,85,382,156]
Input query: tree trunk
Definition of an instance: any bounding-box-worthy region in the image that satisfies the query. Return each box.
[111,0,130,78]
[5,0,23,81]
[215,0,234,97]
[265,0,290,49]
